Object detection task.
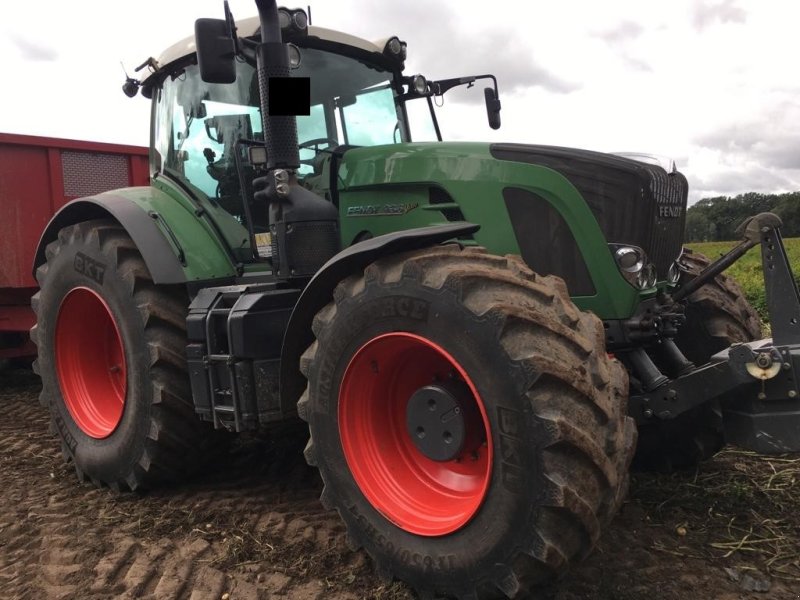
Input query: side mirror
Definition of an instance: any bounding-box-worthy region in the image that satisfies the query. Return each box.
[195,18,237,84]
[484,87,501,130]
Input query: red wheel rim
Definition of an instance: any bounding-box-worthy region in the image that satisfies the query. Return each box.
[339,332,492,536]
[55,287,127,439]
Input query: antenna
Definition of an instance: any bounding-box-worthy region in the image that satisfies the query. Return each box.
[307,5,312,25]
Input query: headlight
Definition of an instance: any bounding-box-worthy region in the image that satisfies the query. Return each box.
[667,248,686,284]
[278,9,308,34]
[638,263,657,289]
[615,246,644,273]
[610,244,656,290]
[287,44,302,69]
[668,260,681,284]
[411,74,428,95]
[386,37,402,55]
[384,37,407,61]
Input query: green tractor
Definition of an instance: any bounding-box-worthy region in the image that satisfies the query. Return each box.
[30,1,800,597]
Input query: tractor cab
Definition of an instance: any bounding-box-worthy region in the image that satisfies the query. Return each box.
[129,12,499,266]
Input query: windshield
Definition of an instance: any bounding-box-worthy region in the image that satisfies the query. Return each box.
[153,48,416,256]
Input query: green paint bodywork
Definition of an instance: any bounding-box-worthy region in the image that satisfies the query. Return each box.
[137,141,647,319]
[336,142,643,319]
[112,179,239,281]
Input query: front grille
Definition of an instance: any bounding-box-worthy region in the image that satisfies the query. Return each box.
[491,143,688,280]
[647,167,688,276]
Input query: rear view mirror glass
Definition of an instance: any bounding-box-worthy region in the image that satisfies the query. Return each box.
[484,87,501,130]
[195,18,237,84]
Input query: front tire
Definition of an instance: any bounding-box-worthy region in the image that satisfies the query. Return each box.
[31,219,206,490]
[299,246,636,599]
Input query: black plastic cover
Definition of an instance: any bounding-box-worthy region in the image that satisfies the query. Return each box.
[503,187,594,295]
[491,143,688,279]
[195,18,237,84]
[229,288,299,357]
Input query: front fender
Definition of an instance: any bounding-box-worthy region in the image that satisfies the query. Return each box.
[279,222,480,413]
[33,187,237,284]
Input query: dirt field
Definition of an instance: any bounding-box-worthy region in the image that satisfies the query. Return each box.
[1,367,798,600]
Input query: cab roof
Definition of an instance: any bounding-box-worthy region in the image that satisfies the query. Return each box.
[140,15,395,85]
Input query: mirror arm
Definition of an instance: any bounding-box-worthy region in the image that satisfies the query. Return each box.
[430,74,497,97]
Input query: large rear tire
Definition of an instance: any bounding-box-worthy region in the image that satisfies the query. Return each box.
[299,245,636,599]
[633,250,762,471]
[31,219,207,490]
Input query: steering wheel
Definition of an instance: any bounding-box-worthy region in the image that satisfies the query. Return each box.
[298,137,339,166]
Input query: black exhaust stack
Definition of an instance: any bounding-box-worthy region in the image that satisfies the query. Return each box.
[252,0,339,280]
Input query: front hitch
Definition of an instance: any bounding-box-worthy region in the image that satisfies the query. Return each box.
[629,212,800,453]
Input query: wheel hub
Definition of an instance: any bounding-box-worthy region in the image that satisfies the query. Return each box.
[406,381,471,462]
[338,332,493,536]
[55,287,127,439]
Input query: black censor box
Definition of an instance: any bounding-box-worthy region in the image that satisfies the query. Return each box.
[268,77,311,115]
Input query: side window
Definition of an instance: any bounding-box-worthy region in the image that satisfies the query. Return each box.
[341,84,399,146]
[406,98,439,142]
[296,104,330,176]
[178,102,262,198]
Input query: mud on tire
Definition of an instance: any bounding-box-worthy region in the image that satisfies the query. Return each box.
[298,245,636,599]
[31,219,208,491]
[634,250,763,471]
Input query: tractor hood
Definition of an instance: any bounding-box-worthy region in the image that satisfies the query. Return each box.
[337,141,688,284]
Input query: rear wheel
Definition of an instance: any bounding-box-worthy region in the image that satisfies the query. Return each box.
[299,245,636,599]
[634,250,762,471]
[31,219,207,490]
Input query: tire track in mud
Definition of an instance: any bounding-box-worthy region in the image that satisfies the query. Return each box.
[0,370,407,600]
[4,370,797,600]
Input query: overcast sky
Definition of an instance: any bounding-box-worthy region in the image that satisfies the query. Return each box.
[2,0,797,203]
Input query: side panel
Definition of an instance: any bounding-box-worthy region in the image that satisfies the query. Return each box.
[336,143,639,319]
[0,133,149,290]
[33,187,237,284]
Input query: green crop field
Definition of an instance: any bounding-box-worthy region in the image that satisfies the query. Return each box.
[686,237,800,324]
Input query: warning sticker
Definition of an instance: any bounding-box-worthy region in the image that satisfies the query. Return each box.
[254,232,273,258]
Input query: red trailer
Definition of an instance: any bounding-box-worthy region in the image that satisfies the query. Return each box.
[0,133,149,360]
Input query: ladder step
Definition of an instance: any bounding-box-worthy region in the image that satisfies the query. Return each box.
[214,405,235,414]
[207,354,233,363]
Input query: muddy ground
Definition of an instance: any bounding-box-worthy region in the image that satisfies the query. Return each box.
[1,367,798,600]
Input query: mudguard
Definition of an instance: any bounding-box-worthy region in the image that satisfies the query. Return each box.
[279,222,480,413]
[33,188,237,284]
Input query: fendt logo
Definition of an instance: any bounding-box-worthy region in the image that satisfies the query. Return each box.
[346,203,419,217]
[658,205,683,218]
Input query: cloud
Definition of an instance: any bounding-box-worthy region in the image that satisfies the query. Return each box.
[10,35,58,61]
[689,120,800,203]
[691,0,747,31]
[592,20,644,43]
[689,166,794,196]
[343,2,579,100]
[694,102,800,172]
[621,55,652,72]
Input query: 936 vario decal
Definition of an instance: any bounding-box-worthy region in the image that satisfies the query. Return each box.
[346,203,419,217]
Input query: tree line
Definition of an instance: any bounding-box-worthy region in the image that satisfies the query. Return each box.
[685,192,800,242]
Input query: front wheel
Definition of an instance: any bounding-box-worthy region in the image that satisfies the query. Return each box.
[299,246,636,599]
[31,219,207,490]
